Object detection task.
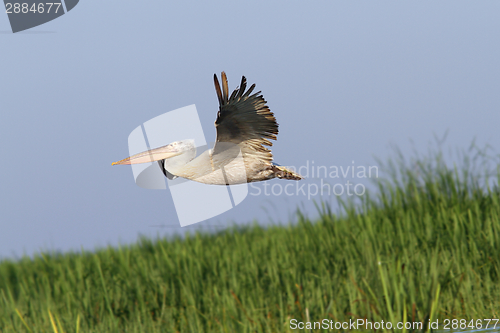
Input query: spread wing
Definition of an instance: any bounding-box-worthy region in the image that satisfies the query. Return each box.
[212,72,278,164]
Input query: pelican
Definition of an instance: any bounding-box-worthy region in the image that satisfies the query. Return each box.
[112,72,303,185]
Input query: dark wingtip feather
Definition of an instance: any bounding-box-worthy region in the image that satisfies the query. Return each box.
[242,84,256,97]
[221,72,228,104]
[214,73,223,106]
[237,76,247,98]
[229,88,238,101]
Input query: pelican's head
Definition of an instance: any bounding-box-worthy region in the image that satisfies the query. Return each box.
[112,139,196,167]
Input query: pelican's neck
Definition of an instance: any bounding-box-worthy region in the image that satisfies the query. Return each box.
[166,150,213,179]
[166,147,249,185]
[162,146,197,176]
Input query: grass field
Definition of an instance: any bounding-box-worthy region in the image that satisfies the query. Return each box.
[1,148,500,332]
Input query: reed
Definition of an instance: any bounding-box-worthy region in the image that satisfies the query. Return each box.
[1,147,499,332]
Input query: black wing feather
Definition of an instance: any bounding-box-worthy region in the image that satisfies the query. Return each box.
[213,72,278,163]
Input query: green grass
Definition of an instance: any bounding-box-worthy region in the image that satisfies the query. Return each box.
[1,148,500,332]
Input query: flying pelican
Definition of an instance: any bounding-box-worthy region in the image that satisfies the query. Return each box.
[112,72,303,185]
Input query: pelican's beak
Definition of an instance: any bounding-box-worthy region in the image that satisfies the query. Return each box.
[112,144,183,166]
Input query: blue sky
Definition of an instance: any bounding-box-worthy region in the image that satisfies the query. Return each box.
[1,1,499,258]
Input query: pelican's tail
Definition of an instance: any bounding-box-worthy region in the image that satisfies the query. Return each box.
[271,165,303,181]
